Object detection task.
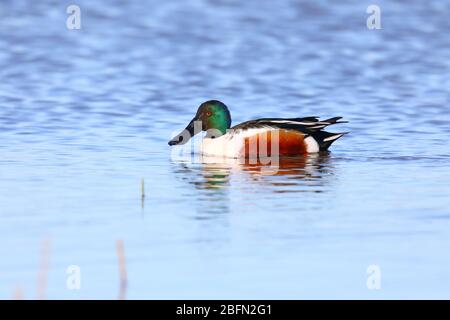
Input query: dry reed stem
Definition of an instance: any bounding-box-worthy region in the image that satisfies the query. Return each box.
[36,237,51,300]
[115,239,127,300]
[12,285,24,300]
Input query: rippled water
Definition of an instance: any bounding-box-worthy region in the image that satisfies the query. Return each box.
[1,0,449,299]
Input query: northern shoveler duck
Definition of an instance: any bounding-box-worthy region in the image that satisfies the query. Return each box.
[168,100,347,158]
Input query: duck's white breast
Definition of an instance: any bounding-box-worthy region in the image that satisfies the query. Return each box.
[199,130,253,158]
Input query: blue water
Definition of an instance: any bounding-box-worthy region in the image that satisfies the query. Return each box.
[1,0,450,299]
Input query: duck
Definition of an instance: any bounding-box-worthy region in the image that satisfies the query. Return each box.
[168,100,347,158]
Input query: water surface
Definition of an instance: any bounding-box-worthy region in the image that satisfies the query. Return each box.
[0,0,449,299]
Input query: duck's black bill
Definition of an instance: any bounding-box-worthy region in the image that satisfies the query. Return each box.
[168,119,198,146]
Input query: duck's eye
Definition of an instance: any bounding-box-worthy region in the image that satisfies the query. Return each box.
[206,111,212,117]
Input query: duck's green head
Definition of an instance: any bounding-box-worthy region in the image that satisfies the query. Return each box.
[168,100,231,146]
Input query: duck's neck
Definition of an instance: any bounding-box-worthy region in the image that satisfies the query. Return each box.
[205,126,228,139]
[205,114,231,137]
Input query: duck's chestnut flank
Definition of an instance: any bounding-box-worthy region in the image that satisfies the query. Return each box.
[243,129,308,157]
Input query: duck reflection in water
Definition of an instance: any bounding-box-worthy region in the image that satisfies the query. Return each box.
[172,153,335,192]
[171,153,336,218]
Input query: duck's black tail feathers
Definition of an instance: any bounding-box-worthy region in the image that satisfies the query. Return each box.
[322,117,347,125]
[310,131,349,151]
